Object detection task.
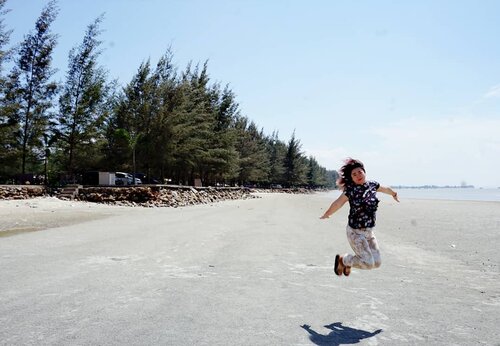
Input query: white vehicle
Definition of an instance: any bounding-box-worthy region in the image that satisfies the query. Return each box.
[130,173,142,185]
[115,172,142,185]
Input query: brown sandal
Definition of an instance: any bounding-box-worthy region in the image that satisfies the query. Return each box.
[334,254,344,276]
[343,265,351,276]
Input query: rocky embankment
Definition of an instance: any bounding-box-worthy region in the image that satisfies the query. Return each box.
[0,185,47,199]
[0,185,318,207]
[76,186,258,207]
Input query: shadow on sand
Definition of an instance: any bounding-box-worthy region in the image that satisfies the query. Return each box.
[301,322,382,346]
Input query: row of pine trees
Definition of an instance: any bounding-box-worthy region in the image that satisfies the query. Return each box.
[0,1,338,188]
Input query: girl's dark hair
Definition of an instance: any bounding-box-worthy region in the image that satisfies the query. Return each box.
[336,157,365,190]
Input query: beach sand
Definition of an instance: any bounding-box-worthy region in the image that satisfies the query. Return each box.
[1,193,499,345]
[0,197,129,237]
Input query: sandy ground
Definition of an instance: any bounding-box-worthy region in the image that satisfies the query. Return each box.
[0,193,499,345]
[0,197,130,237]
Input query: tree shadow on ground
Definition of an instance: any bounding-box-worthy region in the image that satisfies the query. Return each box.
[301,322,382,346]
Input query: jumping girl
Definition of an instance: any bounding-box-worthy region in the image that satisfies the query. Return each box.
[320,158,399,276]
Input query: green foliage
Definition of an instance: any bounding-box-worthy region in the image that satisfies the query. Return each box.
[266,131,286,185]
[0,0,15,181]
[0,7,336,187]
[324,169,340,188]
[284,131,308,187]
[0,0,12,74]
[4,0,58,174]
[305,156,338,188]
[234,117,270,184]
[55,15,110,174]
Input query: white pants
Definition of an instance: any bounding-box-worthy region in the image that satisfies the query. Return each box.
[342,225,381,269]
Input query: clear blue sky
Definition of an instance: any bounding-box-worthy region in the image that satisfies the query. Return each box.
[4,0,500,187]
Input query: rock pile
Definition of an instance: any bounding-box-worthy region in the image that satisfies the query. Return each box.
[0,184,318,205]
[76,186,258,207]
[0,185,47,199]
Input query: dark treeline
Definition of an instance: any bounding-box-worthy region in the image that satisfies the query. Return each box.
[0,1,338,188]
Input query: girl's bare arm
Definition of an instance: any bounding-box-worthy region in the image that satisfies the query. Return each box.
[377,185,399,202]
[320,194,349,219]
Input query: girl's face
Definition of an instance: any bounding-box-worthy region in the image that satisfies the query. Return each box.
[351,167,366,185]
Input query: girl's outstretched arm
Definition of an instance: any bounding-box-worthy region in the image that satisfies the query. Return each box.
[377,185,400,202]
[320,193,349,219]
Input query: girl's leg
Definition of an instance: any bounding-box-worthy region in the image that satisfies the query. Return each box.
[342,226,381,269]
[366,229,381,268]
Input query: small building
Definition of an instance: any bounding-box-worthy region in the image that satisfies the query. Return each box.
[83,171,116,186]
[194,178,202,187]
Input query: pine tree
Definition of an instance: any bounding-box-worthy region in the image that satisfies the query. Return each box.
[145,50,177,181]
[104,51,180,182]
[200,84,240,185]
[0,0,11,74]
[266,131,286,185]
[284,131,307,187]
[167,62,215,184]
[325,169,340,188]
[111,60,157,179]
[149,51,181,182]
[234,117,270,185]
[5,0,58,174]
[55,15,110,175]
[0,0,15,181]
[306,156,327,187]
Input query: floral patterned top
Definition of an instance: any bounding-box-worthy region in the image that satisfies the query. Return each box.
[344,181,380,229]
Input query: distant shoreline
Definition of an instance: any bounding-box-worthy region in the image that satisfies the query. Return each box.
[325,186,500,202]
[391,185,475,189]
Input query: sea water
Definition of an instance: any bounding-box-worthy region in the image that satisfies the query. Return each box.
[326,188,500,202]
